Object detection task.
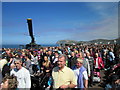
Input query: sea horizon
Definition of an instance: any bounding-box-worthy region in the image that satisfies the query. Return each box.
[2,44,59,49]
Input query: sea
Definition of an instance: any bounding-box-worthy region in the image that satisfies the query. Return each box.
[1,44,59,49]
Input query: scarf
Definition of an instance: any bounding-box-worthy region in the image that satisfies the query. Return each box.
[78,66,86,88]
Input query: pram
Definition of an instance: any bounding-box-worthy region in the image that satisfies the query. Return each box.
[93,71,101,83]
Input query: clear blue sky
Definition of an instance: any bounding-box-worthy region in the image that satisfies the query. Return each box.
[2,2,118,45]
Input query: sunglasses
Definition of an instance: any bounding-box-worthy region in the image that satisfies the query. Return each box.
[14,63,20,64]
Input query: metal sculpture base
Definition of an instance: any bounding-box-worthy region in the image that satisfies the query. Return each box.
[26,43,41,49]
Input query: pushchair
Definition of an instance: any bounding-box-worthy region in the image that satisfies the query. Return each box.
[93,71,101,83]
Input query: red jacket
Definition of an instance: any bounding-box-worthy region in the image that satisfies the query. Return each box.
[94,57,104,69]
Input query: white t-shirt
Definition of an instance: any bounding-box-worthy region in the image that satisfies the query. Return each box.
[95,58,99,68]
[10,67,31,88]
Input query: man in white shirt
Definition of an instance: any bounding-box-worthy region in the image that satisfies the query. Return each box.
[10,58,31,88]
[73,58,88,88]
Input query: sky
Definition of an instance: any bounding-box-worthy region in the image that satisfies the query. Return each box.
[2,1,119,45]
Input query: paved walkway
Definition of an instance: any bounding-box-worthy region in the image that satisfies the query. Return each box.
[91,70,105,89]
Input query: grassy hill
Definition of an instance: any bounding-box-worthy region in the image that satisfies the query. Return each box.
[57,38,120,45]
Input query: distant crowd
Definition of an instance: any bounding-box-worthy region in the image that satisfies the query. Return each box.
[0,44,120,89]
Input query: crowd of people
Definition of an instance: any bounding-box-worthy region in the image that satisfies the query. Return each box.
[0,44,120,89]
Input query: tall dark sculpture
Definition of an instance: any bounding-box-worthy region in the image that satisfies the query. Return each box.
[26,18,40,49]
[27,18,35,43]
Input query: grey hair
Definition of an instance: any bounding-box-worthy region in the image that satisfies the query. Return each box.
[58,54,67,61]
[14,58,22,63]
